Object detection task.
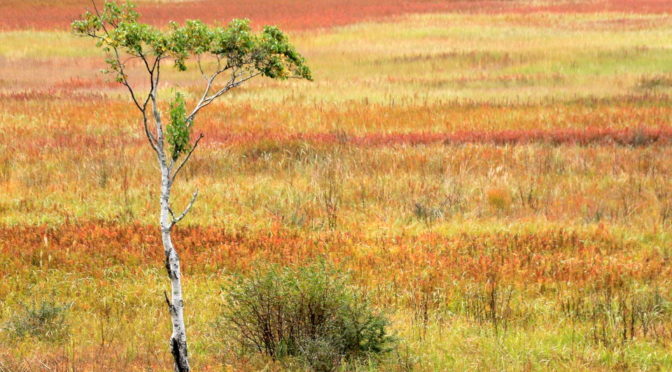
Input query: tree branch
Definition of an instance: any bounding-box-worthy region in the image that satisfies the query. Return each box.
[171,133,204,183]
[186,70,261,123]
[89,0,160,154]
[196,54,208,80]
[90,1,146,114]
[186,66,227,123]
[149,59,167,166]
[164,290,174,310]
[171,189,199,226]
[142,115,160,155]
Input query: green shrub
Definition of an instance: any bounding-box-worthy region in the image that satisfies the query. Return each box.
[3,301,71,343]
[218,262,394,371]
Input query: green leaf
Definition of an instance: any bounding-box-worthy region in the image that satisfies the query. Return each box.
[167,92,191,161]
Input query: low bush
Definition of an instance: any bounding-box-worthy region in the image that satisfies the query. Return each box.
[3,301,71,343]
[218,261,394,371]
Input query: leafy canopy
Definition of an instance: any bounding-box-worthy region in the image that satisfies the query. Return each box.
[73,1,311,162]
[71,1,312,81]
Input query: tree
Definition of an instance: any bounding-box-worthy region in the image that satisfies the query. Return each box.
[72,2,311,371]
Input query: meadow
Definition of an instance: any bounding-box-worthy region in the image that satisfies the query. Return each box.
[1,0,672,370]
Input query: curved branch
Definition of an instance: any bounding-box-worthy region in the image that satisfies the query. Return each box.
[171,133,204,183]
[186,64,232,123]
[186,70,261,123]
[171,189,199,227]
[142,116,160,155]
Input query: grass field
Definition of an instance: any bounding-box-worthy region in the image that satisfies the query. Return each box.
[1,1,672,371]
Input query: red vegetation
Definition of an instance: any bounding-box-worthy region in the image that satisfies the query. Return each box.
[1,223,666,291]
[208,126,672,148]
[1,0,669,31]
[0,90,108,102]
[0,0,509,31]
[52,77,119,90]
[441,126,672,146]
[523,0,672,14]
[6,121,672,153]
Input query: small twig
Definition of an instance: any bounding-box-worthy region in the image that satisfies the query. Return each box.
[164,291,175,314]
[171,190,199,226]
[196,54,208,80]
[186,71,260,123]
[171,133,204,182]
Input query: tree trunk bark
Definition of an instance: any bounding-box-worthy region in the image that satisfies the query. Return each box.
[160,166,191,372]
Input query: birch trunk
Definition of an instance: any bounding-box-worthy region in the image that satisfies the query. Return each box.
[152,84,191,371]
[160,164,191,372]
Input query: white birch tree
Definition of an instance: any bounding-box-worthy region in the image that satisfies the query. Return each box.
[72,2,311,370]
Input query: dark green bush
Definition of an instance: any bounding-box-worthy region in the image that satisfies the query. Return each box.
[3,301,71,343]
[218,262,394,371]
